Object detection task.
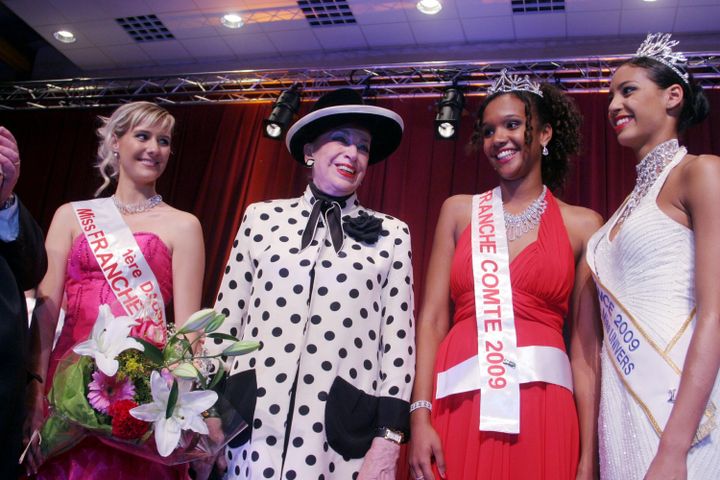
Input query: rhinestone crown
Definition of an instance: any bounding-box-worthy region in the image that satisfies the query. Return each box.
[487,68,543,98]
[634,32,689,85]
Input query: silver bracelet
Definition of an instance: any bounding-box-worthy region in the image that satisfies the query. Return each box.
[409,399,432,413]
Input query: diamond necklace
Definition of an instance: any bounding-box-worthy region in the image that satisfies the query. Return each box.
[112,194,163,214]
[504,185,548,241]
[615,139,685,228]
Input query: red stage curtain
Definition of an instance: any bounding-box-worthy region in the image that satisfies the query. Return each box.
[2,91,720,477]
[4,91,719,309]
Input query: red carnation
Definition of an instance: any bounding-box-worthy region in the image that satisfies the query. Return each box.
[109,399,150,440]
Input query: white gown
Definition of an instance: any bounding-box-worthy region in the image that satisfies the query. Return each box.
[587,152,720,479]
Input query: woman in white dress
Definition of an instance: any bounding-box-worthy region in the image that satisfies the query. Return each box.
[208,89,415,480]
[586,33,720,479]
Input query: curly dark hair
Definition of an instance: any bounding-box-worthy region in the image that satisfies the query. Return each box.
[622,57,709,133]
[470,83,583,192]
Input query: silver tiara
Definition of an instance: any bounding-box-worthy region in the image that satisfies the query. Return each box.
[634,32,689,85]
[487,69,543,98]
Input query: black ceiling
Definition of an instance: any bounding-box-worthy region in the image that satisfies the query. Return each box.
[0,1,75,80]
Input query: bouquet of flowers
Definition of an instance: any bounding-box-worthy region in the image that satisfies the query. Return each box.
[36,305,258,464]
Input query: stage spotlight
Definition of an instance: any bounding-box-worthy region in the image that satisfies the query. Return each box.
[417,0,442,15]
[221,13,244,29]
[263,86,301,140]
[53,30,76,43]
[435,87,464,140]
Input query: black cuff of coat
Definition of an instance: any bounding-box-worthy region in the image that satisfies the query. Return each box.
[376,396,410,441]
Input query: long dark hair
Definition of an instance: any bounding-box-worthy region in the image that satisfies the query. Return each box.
[470,83,583,192]
[622,57,709,133]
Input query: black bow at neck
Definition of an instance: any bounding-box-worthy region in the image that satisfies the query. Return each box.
[301,183,353,254]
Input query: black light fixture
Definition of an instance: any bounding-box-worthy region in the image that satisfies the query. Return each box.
[434,86,464,140]
[263,85,301,139]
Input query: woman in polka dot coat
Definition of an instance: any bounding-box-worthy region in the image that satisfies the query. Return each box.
[208,89,415,480]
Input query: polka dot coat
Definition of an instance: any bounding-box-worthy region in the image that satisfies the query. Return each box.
[209,186,415,480]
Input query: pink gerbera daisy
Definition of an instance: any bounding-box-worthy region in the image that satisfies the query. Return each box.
[87,370,135,414]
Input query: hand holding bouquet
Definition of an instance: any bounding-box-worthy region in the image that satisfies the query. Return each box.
[31,305,258,465]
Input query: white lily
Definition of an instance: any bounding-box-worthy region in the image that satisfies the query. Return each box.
[171,362,199,379]
[72,304,144,376]
[129,370,218,457]
[178,308,216,334]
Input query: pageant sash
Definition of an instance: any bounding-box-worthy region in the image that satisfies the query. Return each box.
[469,188,521,433]
[593,275,716,445]
[435,189,573,433]
[72,198,166,326]
[436,345,573,398]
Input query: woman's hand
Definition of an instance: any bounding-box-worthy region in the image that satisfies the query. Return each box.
[191,417,227,480]
[21,382,46,474]
[0,126,20,203]
[643,449,687,480]
[575,457,598,480]
[407,197,461,480]
[408,414,445,480]
[357,437,400,480]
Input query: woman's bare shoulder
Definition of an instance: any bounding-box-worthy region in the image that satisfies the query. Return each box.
[158,206,203,239]
[556,199,604,240]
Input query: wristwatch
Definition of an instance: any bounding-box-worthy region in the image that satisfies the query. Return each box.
[376,426,404,444]
[0,193,15,210]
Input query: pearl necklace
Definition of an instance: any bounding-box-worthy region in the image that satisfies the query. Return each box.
[615,139,685,228]
[112,194,163,214]
[504,185,548,241]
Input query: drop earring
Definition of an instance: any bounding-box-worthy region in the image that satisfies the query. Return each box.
[542,145,549,156]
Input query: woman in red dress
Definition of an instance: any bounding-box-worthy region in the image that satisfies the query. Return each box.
[408,71,602,480]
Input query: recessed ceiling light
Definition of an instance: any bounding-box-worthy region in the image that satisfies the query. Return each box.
[417,0,442,15]
[642,0,658,2]
[221,13,244,29]
[53,30,76,43]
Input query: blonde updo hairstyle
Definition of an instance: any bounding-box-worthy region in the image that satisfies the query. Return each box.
[95,101,175,196]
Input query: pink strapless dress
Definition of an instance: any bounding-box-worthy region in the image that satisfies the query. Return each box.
[37,233,187,480]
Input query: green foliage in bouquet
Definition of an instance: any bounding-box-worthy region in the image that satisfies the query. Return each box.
[39,306,259,460]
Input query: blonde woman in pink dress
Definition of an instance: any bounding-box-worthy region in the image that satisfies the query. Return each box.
[24,102,205,479]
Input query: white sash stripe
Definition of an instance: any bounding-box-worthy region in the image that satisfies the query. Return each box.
[436,345,573,400]
[470,189,520,433]
[72,198,166,327]
[594,277,715,445]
